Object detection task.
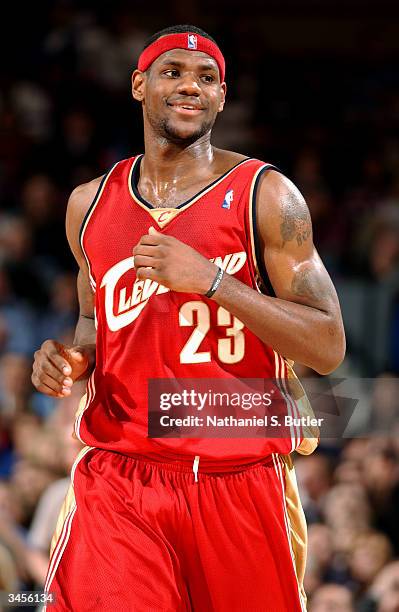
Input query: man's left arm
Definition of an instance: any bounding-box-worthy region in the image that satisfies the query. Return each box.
[207,170,346,374]
[133,171,345,375]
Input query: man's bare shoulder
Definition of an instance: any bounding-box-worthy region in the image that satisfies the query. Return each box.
[66,174,105,262]
[68,175,105,220]
[256,169,312,251]
[213,148,249,173]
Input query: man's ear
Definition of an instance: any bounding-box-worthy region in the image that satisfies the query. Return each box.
[132,70,145,102]
[218,82,227,113]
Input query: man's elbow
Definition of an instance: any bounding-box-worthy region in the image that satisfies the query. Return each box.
[314,325,346,375]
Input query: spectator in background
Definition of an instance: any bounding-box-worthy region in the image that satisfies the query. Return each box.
[369,375,399,434]
[369,225,399,282]
[0,541,18,593]
[56,110,99,187]
[351,207,399,282]
[305,524,334,597]
[295,453,333,523]
[349,531,393,594]
[0,215,48,310]
[323,483,372,555]
[368,561,399,612]
[0,354,33,419]
[21,174,68,272]
[363,442,399,554]
[10,80,52,144]
[309,583,354,611]
[36,272,78,348]
[0,266,36,356]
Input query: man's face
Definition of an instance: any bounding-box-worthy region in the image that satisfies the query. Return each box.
[132,49,226,144]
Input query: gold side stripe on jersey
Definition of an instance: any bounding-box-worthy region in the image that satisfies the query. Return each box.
[272,453,308,611]
[285,363,320,455]
[74,369,96,443]
[274,351,297,452]
[44,446,95,606]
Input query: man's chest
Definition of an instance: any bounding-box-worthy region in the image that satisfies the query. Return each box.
[138,176,221,209]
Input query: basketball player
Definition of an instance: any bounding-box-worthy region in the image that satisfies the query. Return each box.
[32,25,345,611]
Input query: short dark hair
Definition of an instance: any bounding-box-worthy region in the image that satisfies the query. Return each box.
[143,25,218,51]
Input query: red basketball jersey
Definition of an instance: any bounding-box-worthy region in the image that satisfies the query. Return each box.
[76,155,317,467]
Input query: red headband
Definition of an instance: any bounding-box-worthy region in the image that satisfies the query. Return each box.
[138,32,225,82]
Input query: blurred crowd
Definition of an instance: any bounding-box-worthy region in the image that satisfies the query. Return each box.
[0,1,399,610]
[295,428,399,611]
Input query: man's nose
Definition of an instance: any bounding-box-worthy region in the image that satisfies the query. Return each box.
[176,73,201,96]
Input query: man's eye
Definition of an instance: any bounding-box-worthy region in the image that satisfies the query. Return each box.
[202,75,214,83]
[164,70,179,77]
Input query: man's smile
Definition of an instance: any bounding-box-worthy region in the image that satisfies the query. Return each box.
[167,100,205,115]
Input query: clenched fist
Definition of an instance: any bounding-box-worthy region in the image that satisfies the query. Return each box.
[133,226,218,294]
[32,340,94,397]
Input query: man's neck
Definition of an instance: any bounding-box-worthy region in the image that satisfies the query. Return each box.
[141,131,214,185]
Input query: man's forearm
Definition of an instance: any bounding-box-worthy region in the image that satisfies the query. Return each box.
[73,314,96,378]
[211,274,345,374]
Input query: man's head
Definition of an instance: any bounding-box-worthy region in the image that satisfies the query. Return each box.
[309,584,354,612]
[132,25,226,144]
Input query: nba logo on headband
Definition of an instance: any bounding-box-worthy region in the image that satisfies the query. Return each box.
[137,33,225,81]
[187,34,197,49]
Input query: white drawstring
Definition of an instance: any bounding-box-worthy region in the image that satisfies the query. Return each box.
[193,455,200,482]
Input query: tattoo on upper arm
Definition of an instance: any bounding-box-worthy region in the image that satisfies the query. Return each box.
[280,193,312,248]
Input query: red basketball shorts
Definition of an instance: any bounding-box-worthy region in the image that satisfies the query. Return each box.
[44,447,307,611]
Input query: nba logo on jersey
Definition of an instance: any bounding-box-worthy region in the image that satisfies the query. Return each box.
[222,189,234,209]
[187,34,197,49]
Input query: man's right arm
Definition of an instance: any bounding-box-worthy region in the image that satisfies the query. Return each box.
[31,176,103,397]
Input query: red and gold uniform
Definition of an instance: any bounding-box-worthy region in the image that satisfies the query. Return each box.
[45,156,317,611]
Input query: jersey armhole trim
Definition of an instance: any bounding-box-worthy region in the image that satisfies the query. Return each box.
[79,162,119,290]
[249,163,280,297]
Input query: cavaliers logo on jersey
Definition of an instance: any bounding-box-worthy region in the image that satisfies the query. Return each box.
[101,251,247,332]
[149,208,181,228]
